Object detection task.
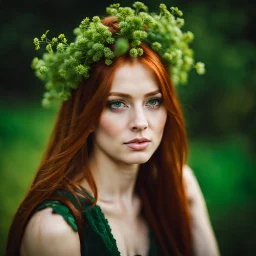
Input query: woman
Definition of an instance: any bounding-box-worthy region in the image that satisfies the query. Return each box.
[6,3,219,256]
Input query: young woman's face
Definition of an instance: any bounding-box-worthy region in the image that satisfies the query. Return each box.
[92,61,167,165]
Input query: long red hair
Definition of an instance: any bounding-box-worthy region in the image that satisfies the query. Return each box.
[6,17,192,256]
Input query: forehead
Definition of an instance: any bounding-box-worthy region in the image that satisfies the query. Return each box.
[110,62,159,95]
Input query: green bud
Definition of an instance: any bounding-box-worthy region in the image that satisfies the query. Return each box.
[170,7,183,17]
[81,17,90,25]
[104,47,114,58]
[129,48,138,58]
[68,82,79,89]
[176,58,183,68]
[39,66,47,74]
[45,82,53,90]
[46,44,52,53]
[58,91,71,101]
[33,38,39,46]
[163,52,172,61]
[57,43,64,53]
[80,17,90,30]
[130,17,143,28]
[68,56,79,66]
[92,32,101,41]
[42,53,51,61]
[131,40,141,47]
[114,38,129,56]
[75,64,89,76]
[110,3,120,8]
[77,38,87,47]
[105,59,113,65]
[119,21,130,34]
[59,69,68,78]
[184,56,193,66]
[87,49,95,57]
[152,42,162,51]
[106,37,115,44]
[133,30,147,40]
[119,21,129,29]
[31,57,39,69]
[42,98,50,108]
[159,4,167,11]
[119,7,134,17]
[143,14,154,24]
[182,31,194,43]
[97,24,107,34]
[87,42,94,48]
[73,27,81,36]
[179,72,188,84]
[174,49,182,59]
[92,16,100,23]
[171,74,179,85]
[74,51,82,58]
[41,34,46,40]
[133,2,148,12]
[106,7,117,16]
[176,18,184,27]
[58,34,65,40]
[43,92,52,99]
[93,43,104,51]
[184,48,194,57]
[52,37,58,43]
[103,30,112,37]
[137,48,143,56]
[92,52,103,62]
[195,62,206,75]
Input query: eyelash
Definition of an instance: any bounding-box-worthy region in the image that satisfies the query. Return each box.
[107,98,164,111]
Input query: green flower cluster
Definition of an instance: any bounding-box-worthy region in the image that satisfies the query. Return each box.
[32,1,205,108]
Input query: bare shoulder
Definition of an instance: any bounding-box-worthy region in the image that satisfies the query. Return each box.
[183,164,196,185]
[183,164,204,206]
[20,207,80,256]
[183,165,220,256]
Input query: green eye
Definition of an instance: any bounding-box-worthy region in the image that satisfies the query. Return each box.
[112,101,122,108]
[107,100,125,109]
[148,99,158,105]
[107,98,163,111]
[147,98,163,107]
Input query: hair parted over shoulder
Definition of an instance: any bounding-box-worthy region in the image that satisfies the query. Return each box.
[6,16,192,256]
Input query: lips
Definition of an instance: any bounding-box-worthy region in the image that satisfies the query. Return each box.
[124,137,150,144]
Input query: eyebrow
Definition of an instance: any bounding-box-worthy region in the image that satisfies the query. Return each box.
[108,89,161,98]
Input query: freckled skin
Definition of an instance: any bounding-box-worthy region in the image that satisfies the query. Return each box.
[92,61,167,165]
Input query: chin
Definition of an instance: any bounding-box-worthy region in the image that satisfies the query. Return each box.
[123,153,152,165]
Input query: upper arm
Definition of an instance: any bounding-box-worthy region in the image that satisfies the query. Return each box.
[183,165,208,212]
[183,165,220,256]
[20,208,81,256]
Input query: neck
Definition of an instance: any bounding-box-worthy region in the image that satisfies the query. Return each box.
[86,151,140,204]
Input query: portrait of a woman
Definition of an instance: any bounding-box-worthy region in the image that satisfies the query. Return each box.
[6,2,220,256]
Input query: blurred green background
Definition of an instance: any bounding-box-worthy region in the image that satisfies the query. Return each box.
[1,0,255,255]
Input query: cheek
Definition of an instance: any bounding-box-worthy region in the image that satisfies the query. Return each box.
[152,109,167,132]
[97,112,125,138]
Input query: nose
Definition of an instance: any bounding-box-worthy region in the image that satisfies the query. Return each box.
[130,106,148,132]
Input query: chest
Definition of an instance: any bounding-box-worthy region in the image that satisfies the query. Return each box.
[104,213,150,256]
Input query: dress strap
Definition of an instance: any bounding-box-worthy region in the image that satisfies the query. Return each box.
[36,200,78,232]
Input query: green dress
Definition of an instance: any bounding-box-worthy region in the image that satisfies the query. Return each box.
[35,186,158,256]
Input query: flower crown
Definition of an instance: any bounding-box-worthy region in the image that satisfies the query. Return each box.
[32,2,205,108]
